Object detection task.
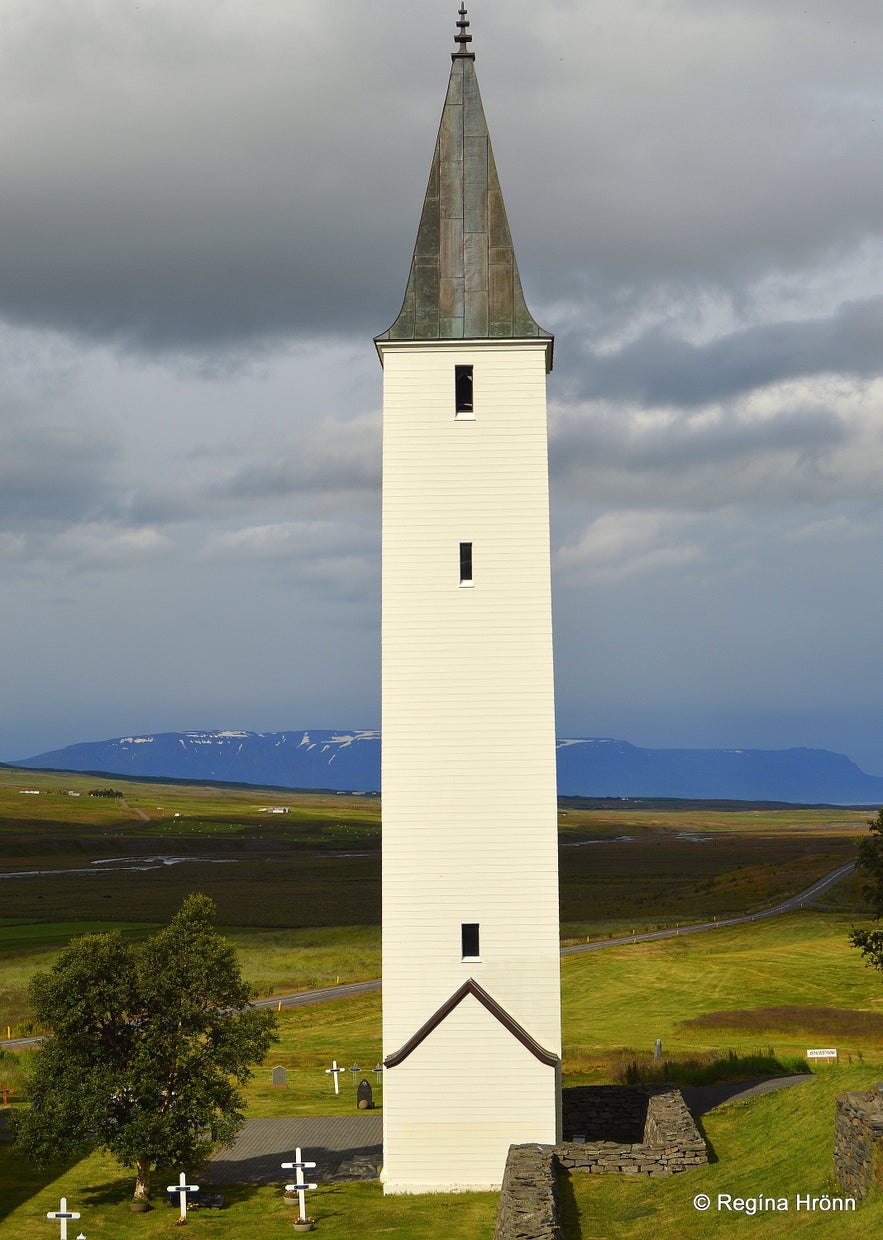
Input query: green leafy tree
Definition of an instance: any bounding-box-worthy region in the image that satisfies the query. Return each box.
[16,893,277,1204]
[849,808,883,971]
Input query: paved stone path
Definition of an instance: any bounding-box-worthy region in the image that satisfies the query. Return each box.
[681,1073,812,1117]
[204,1115,382,1185]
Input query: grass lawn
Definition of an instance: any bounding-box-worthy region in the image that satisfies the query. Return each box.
[0,924,381,1036]
[1,783,880,1236]
[0,1144,499,1238]
[562,911,883,1081]
[563,1063,883,1238]
[5,908,883,1237]
[244,993,384,1117]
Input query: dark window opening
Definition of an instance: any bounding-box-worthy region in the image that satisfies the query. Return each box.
[462,923,480,958]
[459,542,473,583]
[455,365,474,413]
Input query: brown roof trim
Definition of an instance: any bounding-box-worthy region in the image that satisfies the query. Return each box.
[384,978,559,1069]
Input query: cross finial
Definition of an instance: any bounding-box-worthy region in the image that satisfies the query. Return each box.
[452,4,475,61]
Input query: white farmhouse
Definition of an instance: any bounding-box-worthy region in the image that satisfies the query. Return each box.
[376,6,561,1193]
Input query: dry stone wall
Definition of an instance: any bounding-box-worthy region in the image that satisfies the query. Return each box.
[559,1086,708,1177]
[492,1145,562,1240]
[833,1085,883,1200]
[493,1086,708,1240]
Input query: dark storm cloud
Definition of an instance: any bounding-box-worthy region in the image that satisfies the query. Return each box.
[570,297,883,407]
[7,1,883,355]
[0,2,437,351]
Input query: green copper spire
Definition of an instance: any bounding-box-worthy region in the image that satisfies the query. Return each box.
[376,13,551,349]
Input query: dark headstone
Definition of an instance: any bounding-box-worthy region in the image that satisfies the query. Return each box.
[271,1065,287,1088]
[357,1078,374,1110]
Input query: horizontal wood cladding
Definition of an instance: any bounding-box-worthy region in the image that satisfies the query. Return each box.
[385,979,558,1068]
[381,338,560,1184]
[382,999,558,1190]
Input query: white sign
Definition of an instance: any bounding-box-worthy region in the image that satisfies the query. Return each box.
[807,1048,837,1059]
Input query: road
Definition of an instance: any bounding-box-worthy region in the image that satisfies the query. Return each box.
[0,861,855,1050]
[560,859,856,955]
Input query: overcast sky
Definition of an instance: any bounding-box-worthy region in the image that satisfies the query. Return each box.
[3,0,883,774]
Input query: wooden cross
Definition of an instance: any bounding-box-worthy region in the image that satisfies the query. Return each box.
[166,1170,199,1221]
[282,1147,318,1221]
[325,1058,346,1095]
[46,1197,80,1240]
[0,1082,14,1105]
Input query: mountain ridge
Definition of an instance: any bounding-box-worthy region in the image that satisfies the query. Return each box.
[12,729,883,805]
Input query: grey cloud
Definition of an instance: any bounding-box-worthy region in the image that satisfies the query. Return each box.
[218,418,380,504]
[0,401,119,524]
[569,298,883,407]
[6,3,883,355]
[0,2,443,352]
[551,403,847,476]
[125,413,380,528]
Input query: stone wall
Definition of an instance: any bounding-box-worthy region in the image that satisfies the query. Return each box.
[833,1085,883,1200]
[493,1087,708,1240]
[492,1144,562,1240]
[562,1086,646,1143]
[558,1086,708,1178]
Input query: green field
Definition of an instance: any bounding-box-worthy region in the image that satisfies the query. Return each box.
[0,773,881,1236]
[3,911,883,1235]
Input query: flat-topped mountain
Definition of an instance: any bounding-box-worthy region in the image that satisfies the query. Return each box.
[12,730,883,805]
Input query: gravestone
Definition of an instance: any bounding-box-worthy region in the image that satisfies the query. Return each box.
[272,1065,288,1088]
[357,1078,374,1110]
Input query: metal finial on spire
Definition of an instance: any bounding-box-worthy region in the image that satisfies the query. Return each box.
[452,3,475,61]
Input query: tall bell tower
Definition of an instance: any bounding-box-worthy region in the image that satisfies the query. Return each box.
[376,7,560,1193]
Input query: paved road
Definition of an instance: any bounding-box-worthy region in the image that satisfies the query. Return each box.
[560,860,856,956]
[205,1115,382,1185]
[253,978,382,1012]
[681,1073,813,1117]
[0,861,855,1050]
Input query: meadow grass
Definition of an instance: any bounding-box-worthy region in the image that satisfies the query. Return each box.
[0,924,381,1035]
[242,992,384,1117]
[1,783,880,1235]
[561,911,883,1080]
[0,1143,498,1239]
[617,1048,810,1087]
[3,910,883,1235]
[562,1063,883,1238]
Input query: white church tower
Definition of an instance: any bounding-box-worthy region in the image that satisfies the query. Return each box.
[376,7,561,1193]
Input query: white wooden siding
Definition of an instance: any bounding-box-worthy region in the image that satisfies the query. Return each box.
[380,338,561,1191]
[381,994,558,1192]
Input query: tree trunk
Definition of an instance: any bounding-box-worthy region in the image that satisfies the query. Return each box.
[134,1156,151,1201]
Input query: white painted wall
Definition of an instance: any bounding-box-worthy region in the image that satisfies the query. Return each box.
[381,994,559,1192]
[379,338,561,1192]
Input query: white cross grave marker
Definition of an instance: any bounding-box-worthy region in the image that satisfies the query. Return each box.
[47,1197,80,1240]
[282,1147,318,1221]
[325,1058,346,1095]
[166,1170,199,1221]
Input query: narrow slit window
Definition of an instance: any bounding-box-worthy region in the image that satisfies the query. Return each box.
[461,923,480,959]
[455,365,474,414]
[459,542,473,583]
